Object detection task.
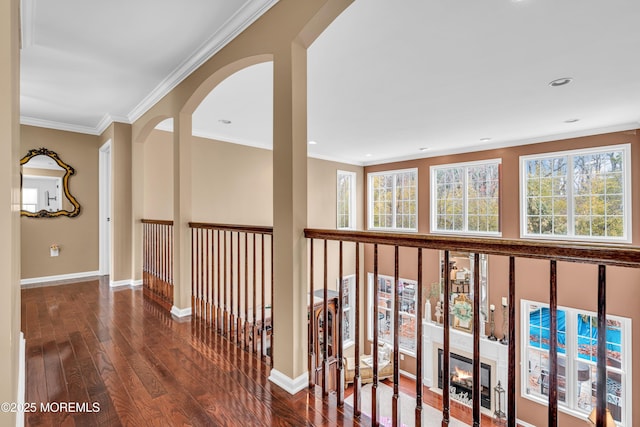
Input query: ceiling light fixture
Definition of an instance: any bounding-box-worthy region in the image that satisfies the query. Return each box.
[564,118,580,123]
[548,77,573,87]
[308,140,317,145]
[480,138,492,142]
[218,119,232,124]
[365,153,373,157]
[419,147,430,152]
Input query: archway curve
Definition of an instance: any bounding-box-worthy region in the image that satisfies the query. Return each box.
[181,53,273,117]
[134,114,172,144]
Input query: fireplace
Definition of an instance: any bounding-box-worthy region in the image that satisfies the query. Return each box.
[438,349,491,410]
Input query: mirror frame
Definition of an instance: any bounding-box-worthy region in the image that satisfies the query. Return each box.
[20,147,81,218]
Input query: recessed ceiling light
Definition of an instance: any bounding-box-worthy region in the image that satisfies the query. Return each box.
[549,77,573,87]
[480,138,492,142]
[419,147,430,152]
[308,140,317,145]
[365,153,373,157]
[564,118,580,123]
[218,119,232,124]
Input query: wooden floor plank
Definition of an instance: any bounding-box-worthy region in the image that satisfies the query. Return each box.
[22,278,369,426]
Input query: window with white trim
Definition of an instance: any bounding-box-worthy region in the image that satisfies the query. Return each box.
[367,273,417,355]
[520,144,631,242]
[521,300,631,426]
[368,169,417,231]
[431,159,501,235]
[337,171,356,230]
[340,275,355,348]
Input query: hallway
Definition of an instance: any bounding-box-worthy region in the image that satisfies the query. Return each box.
[21,279,356,426]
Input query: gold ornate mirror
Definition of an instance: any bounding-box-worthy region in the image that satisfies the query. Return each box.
[20,148,81,218]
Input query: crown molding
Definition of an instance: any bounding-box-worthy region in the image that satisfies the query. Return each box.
[20,113,131,136]
[20,116,103,135]
[307,152,365,167]
[192,128,272,151]
[127,0,279,124]
[362,122,640,167]
[95,113,131,135]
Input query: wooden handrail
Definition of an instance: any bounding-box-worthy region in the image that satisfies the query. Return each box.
[189,222,273,235]
[304,229,640,268]
[141,219,174,225]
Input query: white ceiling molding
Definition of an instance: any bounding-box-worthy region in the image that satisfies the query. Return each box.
[95,113,131,135]
[362,122,640,167]
[155,122,365,167]
[307,152,365,167]
[191,128,272,151]
[126,0,279,124]
[20,0,35,49]
[20,116,102,136]
[20,113,131,136]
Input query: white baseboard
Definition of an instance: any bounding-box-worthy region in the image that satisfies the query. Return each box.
[399,368,416,381]
[20,270,100,286]
[16,332,25,427]
[171,306,192,318]
[516,420,537,427]
[268,369,308,395]
[132,279,143,287]
[110,279,134,288]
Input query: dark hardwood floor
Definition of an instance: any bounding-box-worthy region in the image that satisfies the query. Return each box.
[23,278,516,426]
[22,278,358,426]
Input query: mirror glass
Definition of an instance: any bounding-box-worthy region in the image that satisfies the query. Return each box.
[20,148,81,218]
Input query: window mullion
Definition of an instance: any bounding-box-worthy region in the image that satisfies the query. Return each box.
[565,310,575,410]
[567,156,574,238]
[463,166,469,232]
[392,174,397,229]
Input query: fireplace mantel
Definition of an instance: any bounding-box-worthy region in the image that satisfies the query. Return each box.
[422,320,509,416]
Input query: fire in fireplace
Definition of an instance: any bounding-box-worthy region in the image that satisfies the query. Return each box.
[438,349,491,410]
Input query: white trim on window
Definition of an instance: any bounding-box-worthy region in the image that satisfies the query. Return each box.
[520,299,632,427]
[520,144,631,243]
[430,158,502,237]
[340,274,356,349]
[337,170,357,230]
[367,168,418,232]
[367,273,417,356]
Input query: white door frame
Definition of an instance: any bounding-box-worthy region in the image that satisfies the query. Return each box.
[99,140,112,276]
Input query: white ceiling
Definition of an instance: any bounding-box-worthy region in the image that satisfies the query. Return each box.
[21,0,640,165]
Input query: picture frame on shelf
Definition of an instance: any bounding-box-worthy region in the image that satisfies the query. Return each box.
[452,293,473,333]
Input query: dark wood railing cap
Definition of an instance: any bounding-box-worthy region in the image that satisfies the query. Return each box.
[141,219,174,225]
[304,228,640,268]
[189,222,273,235]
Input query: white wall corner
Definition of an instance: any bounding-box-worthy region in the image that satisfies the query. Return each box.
[268,369,308,395]
[170,306,192,318]
[16,332,25,427]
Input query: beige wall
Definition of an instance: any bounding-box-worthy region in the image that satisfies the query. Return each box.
[142,131,366,231]
[192,135,273,225]
[20,126,100,279]
[0,0,21,423]
[363,130,640,426]
[143,130,173,220]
